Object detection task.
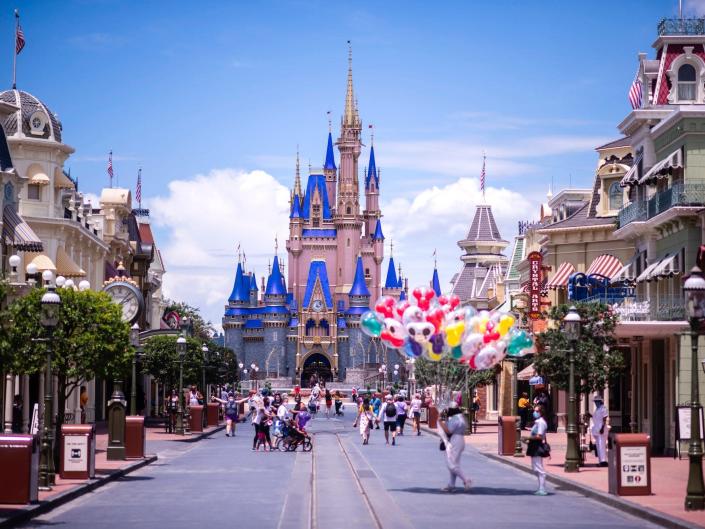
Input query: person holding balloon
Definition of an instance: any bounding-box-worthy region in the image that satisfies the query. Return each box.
[438,402,471,492]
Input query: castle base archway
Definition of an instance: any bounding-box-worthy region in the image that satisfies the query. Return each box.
[301,352,332,388]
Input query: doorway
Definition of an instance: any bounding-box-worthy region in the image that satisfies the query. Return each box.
[651,339,666,455]
[301,352,333,388]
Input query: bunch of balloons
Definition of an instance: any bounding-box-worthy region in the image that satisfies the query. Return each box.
[360,286,536,370]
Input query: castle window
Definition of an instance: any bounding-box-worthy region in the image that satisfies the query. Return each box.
[347,238,350,247]
[678,64,697,101]
[608,181,623,210]
[365,268,370,278]
[346,206,351,215]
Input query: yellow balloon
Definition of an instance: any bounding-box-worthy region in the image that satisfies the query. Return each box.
[427,342,442,361]
[446,321,465,347]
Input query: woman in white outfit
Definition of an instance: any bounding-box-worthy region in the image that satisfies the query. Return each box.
[438,403,471,492]
[523,404,549,495]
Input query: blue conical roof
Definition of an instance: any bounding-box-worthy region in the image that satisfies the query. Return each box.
[290,193,302,218]
[431,268,442,297]
[373,218,384,240]
[265,255,287,296]
[366,146,378,189]
[349,256,370,297]
[385,257,398,289]
[249,271,258,291]
[324,132,336,170]
[399,289,407,301]
[397,275,403,289]
[228,263,248,302]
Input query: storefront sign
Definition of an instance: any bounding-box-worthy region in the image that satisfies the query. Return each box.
[63,435,88,473]
[619,446,648,487]
[528,251,542,320]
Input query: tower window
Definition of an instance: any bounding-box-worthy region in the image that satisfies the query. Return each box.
[608,181,623,210]
[678,64,697,101]
[365,268,370,278]
[28,184,41,200]
[346,206,351,214]
[347,238,350,247]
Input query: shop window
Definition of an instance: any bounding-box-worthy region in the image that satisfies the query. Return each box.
[27,184,41,200]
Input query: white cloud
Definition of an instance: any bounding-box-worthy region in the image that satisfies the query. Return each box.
[686,0,705,16]
[149,168,290,328]
[381,177,538,293]
[377,135,607,177]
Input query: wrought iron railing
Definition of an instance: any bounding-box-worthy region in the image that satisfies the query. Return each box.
[612,294,685,322]
[658,18,705,36]
[618,183,705,228]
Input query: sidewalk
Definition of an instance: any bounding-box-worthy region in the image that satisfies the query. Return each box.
[448,421,705,529]
[0,420,224,528]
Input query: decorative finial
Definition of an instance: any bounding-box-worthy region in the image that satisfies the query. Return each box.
[433,248,437,269]
[369,123,374,145]
[236,242,242,264]
[390,238,394,257]
[274,234,278,257]
[268,259,271,275]
[327,111,332,133]
[294,147,302,196]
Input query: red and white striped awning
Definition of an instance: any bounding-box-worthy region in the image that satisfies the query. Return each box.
[546,262,575,289]
[586,254,623,279]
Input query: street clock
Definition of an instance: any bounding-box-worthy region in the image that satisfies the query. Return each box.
[103,279,145,324]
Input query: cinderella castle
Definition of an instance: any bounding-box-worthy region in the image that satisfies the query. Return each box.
[223,49,416,386]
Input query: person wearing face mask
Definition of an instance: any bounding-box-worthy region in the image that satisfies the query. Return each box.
[212,392,247,437]
[590,393,609,467]
[523,405,549,496]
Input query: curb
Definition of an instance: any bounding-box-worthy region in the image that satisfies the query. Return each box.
[174,424,226,443]
[421,426,702,529]
[0,455,157,529]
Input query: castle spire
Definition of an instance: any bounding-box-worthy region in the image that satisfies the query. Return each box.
[343,40,358,128]
[324,132,336,171]
[349,255,370,297]
[294,147,302,196]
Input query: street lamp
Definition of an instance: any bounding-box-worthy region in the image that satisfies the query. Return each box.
[201,344,209,428]
[8,254,20,281]
[562,305,581,473]
[175,336,187,435]
[378,364,387,391]
[129,324,140,416]
[683,266,705,510]
[38,280,61,489]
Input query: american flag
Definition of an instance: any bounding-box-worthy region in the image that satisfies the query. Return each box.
[15,22,25,55]
[480,153,486,195]
[136,168,142,206]
[628,71,643,110]
[107,151,113,184]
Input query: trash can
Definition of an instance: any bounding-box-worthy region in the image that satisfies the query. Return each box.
[60,425,96,480]
[125,416,146,459]
[189,405,204,433]
[608,433,651,496]
[427,406,439,429]
[206,403,220,427]
[498,416,517,456]
[0,434,39,504]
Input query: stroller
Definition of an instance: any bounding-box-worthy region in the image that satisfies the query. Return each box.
[334,399,344,416]
[307,398,318,416]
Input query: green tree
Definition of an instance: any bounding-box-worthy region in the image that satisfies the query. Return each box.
[534,302,624,394]
[8,287,131,429]
[164,300,215,341]
[415,355,498,402]
[142,335,204,389]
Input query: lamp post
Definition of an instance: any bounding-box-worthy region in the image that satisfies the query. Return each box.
[201,344,209,428]
[39,273,61,489]
[378,364,387,391]
[508,356,524,457]
[175,336,187,435]
[563,306,581,473]
[129,324,140,416]
[683,266,705,510]
[393,364,399,385]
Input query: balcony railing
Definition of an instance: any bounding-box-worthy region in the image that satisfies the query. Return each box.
[618,183,705,228]
[612,294,685,322]
[658,18,705,36]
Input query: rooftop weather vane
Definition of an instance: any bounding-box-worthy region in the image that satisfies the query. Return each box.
[327,111,331,132]
[480,152,486,201]
[107,150,114,188]
[12,9,25,89]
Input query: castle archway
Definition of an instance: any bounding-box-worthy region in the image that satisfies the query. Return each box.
[301,352,332,388]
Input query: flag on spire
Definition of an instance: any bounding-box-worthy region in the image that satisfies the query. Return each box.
[15,21,25,55]
[628,69,643,110]
[136,168,142,207]
[480,153,486,197]
[107,151,114,186]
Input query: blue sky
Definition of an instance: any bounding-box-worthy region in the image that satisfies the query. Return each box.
[6,0,692,327]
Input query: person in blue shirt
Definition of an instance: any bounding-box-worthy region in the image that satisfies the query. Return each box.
[371,394,382,429]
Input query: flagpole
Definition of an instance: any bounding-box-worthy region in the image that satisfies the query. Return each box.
[12,10,19,89]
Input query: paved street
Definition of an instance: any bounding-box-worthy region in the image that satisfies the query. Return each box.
[19,406,661,529]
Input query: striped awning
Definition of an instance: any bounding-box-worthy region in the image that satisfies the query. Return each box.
[56,247,86,278]
[586,254,623,278]
[620,151,642,188]
[517,363,536,381]
[612,252,640,283]
[2,206,43,252]
[29,172,49,185]
[638,148,682,185]
[652,252,680,279]
[546,262,575,289]
[636,259,662,283]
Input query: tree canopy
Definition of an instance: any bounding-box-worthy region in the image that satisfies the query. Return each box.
[534,302,624,394]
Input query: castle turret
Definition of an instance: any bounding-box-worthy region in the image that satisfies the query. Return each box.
[431,267,442,297]
[249,270,259,306]
[323,132,337,212]
[265,255,287,307]
[228,262,248,305]
[348,255,371,315]
[287,154,304,301]
[364,144,380,237]
[382,255,401,299]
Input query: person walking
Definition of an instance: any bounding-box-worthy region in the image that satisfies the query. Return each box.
[354,397,375,445]
[371,394,382,429]
[395,394,408,435]
[79,386,88,424]
[260,397,274,451]
[324,388,333,419]
[334,391,344,416]
[523,405,549,496]
[518,392,531,430]
[377,395,398,446]
[410,393,422,435]
[166,389,179,433]
[212,392,246,437]
[438,403,471,492]
[591,394,609,467]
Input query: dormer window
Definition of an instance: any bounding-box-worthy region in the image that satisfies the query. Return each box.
[608,181,623,210]
[678,64,697,101]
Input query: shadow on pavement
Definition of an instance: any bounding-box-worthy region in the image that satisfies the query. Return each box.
[117,475,155,482]
[390,486,536,496]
